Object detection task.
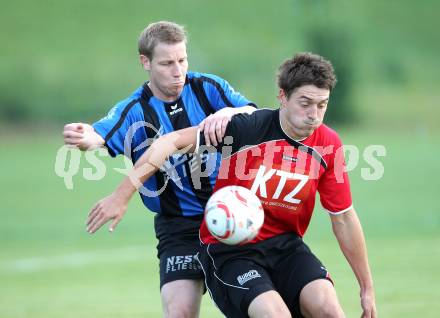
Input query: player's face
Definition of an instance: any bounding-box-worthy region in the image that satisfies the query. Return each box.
[141,41,188,102]
[279,85,329,140]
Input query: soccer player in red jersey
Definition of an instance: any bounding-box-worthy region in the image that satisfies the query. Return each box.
[90,53,377,318]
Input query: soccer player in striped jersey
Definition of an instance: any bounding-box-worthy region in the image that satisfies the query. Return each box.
[63,21,256,318]
[91,52,377,318]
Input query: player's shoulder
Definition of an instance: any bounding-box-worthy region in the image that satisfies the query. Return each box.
[187,71,227,85]
[106,85,144,116]
[231,108,275,129]
[314,123,343,146]
[113,85,143,106]
[234,107,275,120]
[219,108,277,154]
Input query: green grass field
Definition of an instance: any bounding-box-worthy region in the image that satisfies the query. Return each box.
[1,129,439,317]
[1,0,439,316]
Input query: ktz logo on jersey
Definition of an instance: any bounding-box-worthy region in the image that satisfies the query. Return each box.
[166,254,201,273]
[250,165,309,204]
[237,270,261,285]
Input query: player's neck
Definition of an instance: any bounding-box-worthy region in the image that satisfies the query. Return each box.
[147,82,180,102]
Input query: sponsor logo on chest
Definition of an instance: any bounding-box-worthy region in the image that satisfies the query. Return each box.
[169,104,183,116]
[250,165,309,204]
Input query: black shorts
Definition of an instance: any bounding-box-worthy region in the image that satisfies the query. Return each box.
[154,213,205,289]
[197,233,332,318]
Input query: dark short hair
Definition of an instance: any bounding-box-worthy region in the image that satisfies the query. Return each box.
[138,21,187,60]
[277,52,337,98]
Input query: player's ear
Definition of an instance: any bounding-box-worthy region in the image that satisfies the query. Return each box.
[139,55,151,71]
[278,89,287,108]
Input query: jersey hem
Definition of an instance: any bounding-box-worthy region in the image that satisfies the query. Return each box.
[323,205,353,215]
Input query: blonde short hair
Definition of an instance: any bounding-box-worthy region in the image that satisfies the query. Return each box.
[138,21,187,60]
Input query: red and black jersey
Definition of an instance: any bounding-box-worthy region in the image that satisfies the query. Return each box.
[198,109,352,244]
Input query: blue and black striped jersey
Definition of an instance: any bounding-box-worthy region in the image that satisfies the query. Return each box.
[93,71,255,216]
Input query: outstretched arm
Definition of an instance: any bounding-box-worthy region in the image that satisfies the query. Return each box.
[330,208,377,318]
[86,126,200,233]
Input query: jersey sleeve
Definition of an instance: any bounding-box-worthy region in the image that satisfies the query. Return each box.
[317,133,353,214]
[201,74,256,111]
[92,99,142,157]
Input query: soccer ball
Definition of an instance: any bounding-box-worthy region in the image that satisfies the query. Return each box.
[204,185,264,245]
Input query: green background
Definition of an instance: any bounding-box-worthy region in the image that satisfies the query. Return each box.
[1,0,439,317]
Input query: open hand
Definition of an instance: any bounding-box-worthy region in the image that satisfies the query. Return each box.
[86,192,129,234]
[198,108,236,146]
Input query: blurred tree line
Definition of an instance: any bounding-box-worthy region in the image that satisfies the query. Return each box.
[0,0,438,129]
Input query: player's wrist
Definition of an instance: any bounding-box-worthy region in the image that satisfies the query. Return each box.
[79,130,105,150]
[360,285,375,297]
[115,177,137,201]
